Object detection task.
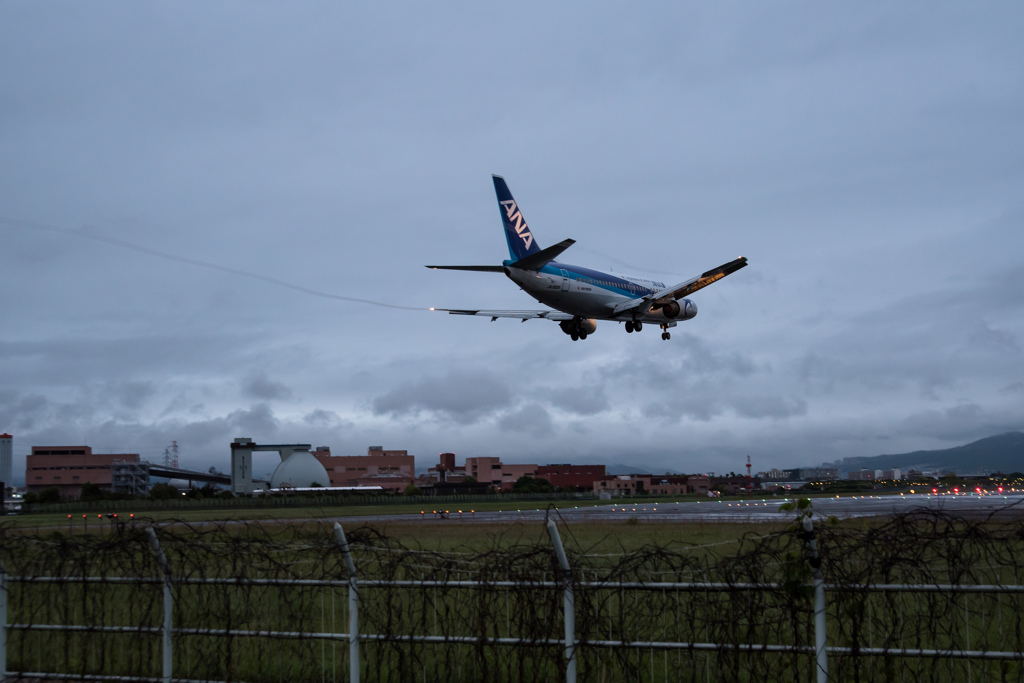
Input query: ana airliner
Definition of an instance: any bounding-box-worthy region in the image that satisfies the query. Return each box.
[428,176,747,341]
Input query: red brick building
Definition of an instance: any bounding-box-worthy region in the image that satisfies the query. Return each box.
[536,464,606,491]
[26,446,140,499]
[313,446,415,492]
[593,474,712,497]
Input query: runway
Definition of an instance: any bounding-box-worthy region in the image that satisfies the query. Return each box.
[331,491,1024,525]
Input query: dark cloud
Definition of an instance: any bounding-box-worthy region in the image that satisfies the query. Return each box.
[226,404,279,436]
[303,409,343,426]
[547,386,609,416]
[731,395,808,420]
[241,374,293,401]
[0,3,1022,479]
[112,381,156,409]
[372,370,513,424]
[498,404,555,437]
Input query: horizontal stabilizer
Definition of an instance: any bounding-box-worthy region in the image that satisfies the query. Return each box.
[510,238,576,271]
[425,265,506,272]
[430,308,574,322]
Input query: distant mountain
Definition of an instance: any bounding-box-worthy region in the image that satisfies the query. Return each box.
[825,432,1024,475]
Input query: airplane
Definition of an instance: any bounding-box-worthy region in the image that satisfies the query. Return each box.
[427,175,748,341]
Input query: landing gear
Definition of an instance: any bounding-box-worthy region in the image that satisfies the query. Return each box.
[625,320,642,334]
[625,321,634,333]
[562,317,596,341]
[661,332,671,340]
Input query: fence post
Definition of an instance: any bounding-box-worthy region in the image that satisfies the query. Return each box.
[801,515,828,683]
[146,528,173,683]
[1,559,7,682]
[334,523,360,683]
[546,519,576,683]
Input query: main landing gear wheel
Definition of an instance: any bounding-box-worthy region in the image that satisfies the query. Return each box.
[571,332,579,341]
[579,331,588,340]
[625,321,634,333]
[633,321,642,332]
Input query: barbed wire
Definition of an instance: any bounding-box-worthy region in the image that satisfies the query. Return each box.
[0,505,1022,682]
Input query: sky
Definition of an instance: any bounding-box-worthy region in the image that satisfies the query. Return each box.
[2,3,1023,482]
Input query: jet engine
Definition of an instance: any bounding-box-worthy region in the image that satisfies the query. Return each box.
[559,318,598,339]
[659,299,697,320]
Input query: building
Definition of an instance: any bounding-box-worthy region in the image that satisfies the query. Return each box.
[26,446,141,499]
[759,467,838,482]
[709,476,762,495]
[111,460,151,497]
[848,469,874,481]
[464,457,540,490]
[0,433,11,490]
[592,474,712,497]
[425,453,467,483]
[536,464,606,491]
[313,446,415,492]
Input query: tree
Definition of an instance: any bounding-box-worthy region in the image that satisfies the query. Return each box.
[512,476,554,494]
[149,483,179,500]
[37,487,62,504]
[80,482,105,502]
[461,476,477,485]
[404,484,422,495]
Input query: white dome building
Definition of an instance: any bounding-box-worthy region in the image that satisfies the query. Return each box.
[271,451,331,489]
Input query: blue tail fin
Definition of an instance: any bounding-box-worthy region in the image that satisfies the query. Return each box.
[493,175,542,261]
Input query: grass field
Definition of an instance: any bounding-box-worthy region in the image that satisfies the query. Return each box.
[2,505,1021,682]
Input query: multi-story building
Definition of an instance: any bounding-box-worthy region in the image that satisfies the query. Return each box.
[536,464,606,491]
[313,446,415,492]
[759,467,838,482]
[709,476,762,495]
[0,433,12,490]
[592,474,712,496]
[26,446,141,499]
[425,452,467,483]
[463,457,540,490]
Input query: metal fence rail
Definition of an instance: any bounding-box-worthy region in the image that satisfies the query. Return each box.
[2,508,1024,682]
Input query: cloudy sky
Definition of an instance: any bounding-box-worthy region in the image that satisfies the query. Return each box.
[2,3,1023,482]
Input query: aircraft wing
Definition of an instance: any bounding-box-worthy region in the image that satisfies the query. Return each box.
[431,308,574,322]
[611,257,748,315]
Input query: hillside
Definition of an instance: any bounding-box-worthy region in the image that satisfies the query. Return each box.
[825,432,1024,475]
